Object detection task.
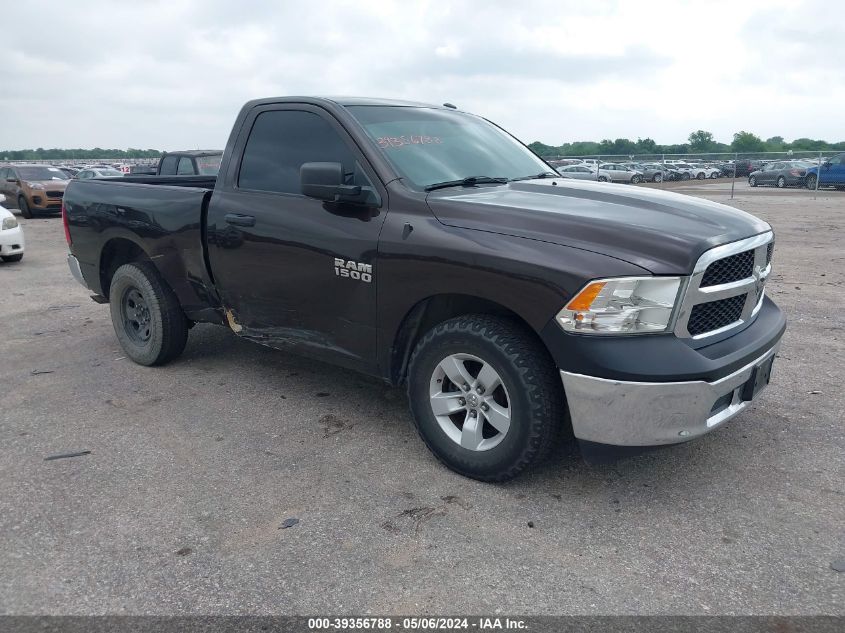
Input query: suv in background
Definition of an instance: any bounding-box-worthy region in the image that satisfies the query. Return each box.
[157,150,224,176]
[804,153,845,190]
[0,164,70,218]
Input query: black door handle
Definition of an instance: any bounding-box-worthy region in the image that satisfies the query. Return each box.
[224,213,255,227]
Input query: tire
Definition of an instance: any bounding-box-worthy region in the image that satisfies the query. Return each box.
[749,176,757,187]
[777,176,786,188]
[696,172,705,180]
[406,315,566,482]
[597,175,609,182]
[1,253,23,263]
[682,172,691,180]
[108,261,189,366]
[631,174,642,184]
[805,174,817,189]
[18,196,33,219]
[710,172,720,179]
[652,173,663,183]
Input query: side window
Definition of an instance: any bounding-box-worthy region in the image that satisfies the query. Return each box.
[159,155,179,175]
[176,157,195,175]
[829,155,843,165]
[0,168,8,181]
[238,109,358,195]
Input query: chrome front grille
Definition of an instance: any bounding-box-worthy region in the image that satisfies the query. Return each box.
[675,231,774,340]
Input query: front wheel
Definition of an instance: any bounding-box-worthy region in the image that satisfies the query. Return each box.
[682,172,691,180]
[631,174,642,184]
[18,196,33,219]
[749,176,757,187]
[652,173,663,183]
[805,174,817,189]
[407,315,565,482]
[777,176,786,188]
[109,261,189,366]
[597,175,609,182]
[696,172,705,180]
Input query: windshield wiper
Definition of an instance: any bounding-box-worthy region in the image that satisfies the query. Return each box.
[424,176,509,192]
[509,171,558,182]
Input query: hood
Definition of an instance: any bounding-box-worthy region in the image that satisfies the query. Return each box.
[425,179,771,274]
[27,179,68,189]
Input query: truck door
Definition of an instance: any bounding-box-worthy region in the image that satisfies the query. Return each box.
[205,104,388,374]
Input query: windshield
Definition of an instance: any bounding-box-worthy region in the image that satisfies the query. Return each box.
[16,166,70,181]
[347,106,551,190]
[196,155,223,175]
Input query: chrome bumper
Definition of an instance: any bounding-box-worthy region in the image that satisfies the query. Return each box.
[560,343,780,447]
[67,254,89,289]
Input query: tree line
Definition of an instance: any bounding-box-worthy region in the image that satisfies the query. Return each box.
[528,131,845,157]
[0,148,163,161]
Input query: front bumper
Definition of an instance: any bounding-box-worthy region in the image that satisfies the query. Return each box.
[561,342,779,446]
[0,225,25,257]
[27,191,64,211]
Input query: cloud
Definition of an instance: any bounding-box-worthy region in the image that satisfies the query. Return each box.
[0,0,842,151]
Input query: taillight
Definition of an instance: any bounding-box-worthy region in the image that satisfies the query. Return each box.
[61,202,72,246]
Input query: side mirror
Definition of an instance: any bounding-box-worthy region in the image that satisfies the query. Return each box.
[301,162,366,203]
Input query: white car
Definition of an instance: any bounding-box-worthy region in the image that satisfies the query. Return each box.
[675,163,721,180]
[0,194,25,263]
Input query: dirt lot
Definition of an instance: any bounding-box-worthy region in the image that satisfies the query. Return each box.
[0,190,843,615]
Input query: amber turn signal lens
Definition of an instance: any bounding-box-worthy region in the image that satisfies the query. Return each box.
[566,281,606,311]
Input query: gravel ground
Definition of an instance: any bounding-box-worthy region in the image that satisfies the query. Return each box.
[0,189,843,615]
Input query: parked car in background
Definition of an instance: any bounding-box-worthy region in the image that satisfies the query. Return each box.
[599,163,643,183]
[0,194,25,263]
[674,163,720,180]
[804,153,845,190]
[633,163,669,183]
[75,168,125,180]
[557,164,613,182]
[725,160,764,177]
[157,150,224,176]
[748,161,812,188]
[58,166,80,178]
[0,164,69,218]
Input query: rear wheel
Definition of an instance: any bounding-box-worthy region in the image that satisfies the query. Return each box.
[407,315,565,482]
[682,172,691,180]
[1,253,23,263]
[749,176,757,187]
[109,261,189,366]
[18,196,32,219]
[652,172,663,183]
[597,175,609,182]
[777,176,786,188]
[805,174,817,189]
[696,172,706,180]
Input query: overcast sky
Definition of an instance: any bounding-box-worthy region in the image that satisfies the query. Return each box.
[2,0,842,151]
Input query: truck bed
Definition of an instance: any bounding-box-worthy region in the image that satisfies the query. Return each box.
[63,178,220,321]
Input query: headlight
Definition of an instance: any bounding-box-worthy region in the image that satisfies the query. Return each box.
[557,277,683,334]
[28,182,45,190]
[1,216,18,230]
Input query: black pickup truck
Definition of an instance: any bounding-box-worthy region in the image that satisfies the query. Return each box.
[63,97,785,481]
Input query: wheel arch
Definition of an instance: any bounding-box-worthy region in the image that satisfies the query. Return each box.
[98,236,153,299]
[388,293,546,386]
